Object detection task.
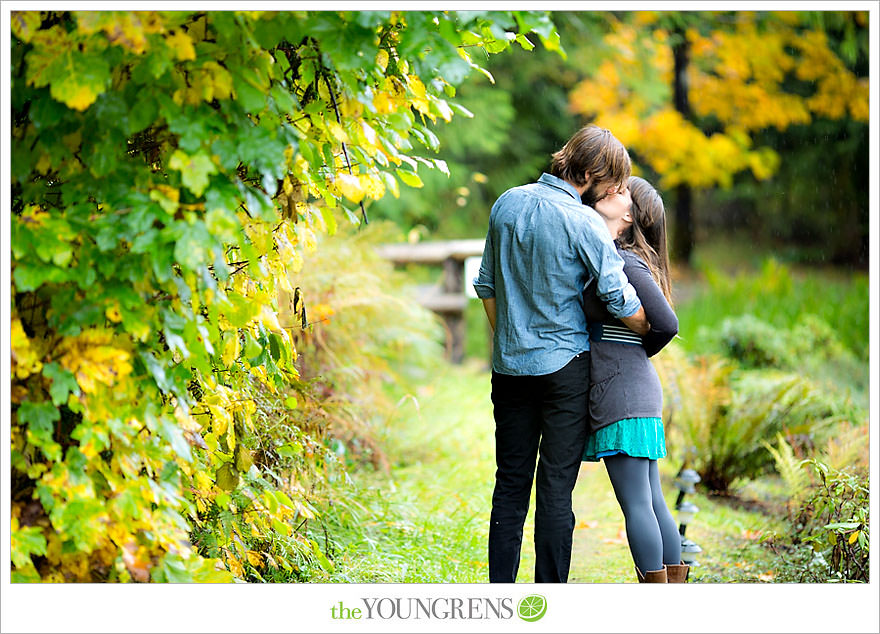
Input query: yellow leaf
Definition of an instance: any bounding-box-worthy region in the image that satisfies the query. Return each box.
[407,74,426,98]
[376,49,389,71]
[57,329,132,393]
[848,530,860,544]
[336,173,365,203]
[317,77,331,103]
[412,97,434,120]
[105,304,122,323]
[221,330,240,366]
[326,120,349,144]
[225,554,244,577]
[372,90,396,114]
[234,444,253,472]
[301,227,317,252]
[66,85,101,112]
[260,307,284,333]
[165,30,196,61]
[11,317,44,379]
[208,404,231,436]
[246,551,262,567]
[360,173,386,200]
[11,11,42,43]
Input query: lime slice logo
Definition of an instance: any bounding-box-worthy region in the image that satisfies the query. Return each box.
[517,594,547,622]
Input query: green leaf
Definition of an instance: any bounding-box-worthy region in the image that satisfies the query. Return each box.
[43,362,81,406]
[272,517,291,536]
[320,206,338,236]
[17,400,61,461]
[268,332,282,362]
[274,490,294,509]
[283,396,298,409]
[156,553,192,583]
[515,33,535,50]
[168,150,218,197]
[232,69,267,113]
[11,526,48,568]
[243,330,262,360]
[158,416,193,462]
[12,262,69,291]
[215,462,240,491]
[396,169,423,188]
[310,539,334,572]
[17,400,60,432]
[233,444,254,472]
[277,442,302,459]
[824,521,860,530]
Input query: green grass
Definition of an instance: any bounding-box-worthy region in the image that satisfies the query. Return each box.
[321,361,495,582]
[324,362,791,583]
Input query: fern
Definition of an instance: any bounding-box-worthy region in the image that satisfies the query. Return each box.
[762,433,810,507]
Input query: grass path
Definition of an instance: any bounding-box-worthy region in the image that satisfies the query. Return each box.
[331,362,785,583]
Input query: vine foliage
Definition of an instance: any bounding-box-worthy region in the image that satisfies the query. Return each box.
[10,10,560,581]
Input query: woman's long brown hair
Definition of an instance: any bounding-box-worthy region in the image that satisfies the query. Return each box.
[617,176,673,304]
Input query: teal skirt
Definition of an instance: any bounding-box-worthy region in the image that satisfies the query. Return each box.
[583,417,667,462]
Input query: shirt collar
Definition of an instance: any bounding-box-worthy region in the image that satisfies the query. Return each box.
[538,172,581,201]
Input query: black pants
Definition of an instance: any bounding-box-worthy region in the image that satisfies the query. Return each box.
[488,353,589,583]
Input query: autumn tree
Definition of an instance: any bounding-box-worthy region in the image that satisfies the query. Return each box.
[568,11,869,263]
[10,9,559,582]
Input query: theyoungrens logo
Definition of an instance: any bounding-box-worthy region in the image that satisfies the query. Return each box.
[329,595,547,622]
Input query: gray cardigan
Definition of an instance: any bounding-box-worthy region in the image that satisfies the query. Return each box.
[582,247,678,432]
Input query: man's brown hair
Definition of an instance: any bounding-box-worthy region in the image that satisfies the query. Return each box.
[550,124,631,190]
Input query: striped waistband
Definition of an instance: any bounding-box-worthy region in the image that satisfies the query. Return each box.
[588,323,643,346]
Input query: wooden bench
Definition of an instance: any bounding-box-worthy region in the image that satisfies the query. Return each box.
[376,239,486,363]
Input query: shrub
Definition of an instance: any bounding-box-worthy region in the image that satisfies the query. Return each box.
[709,314,793,368]
[677,258,869,362]
[697,313,868,407]
[765,438,868,582]
[283,221,446,470]
[655,345,847,493]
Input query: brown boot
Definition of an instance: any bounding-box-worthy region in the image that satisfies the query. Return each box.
[635,566,667,583]
[666,562,690,583]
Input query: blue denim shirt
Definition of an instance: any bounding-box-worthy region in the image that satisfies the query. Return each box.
[473,173,641,376]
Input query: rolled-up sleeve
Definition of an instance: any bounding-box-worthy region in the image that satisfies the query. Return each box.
[473,226,495,299]
[578,218,641,318]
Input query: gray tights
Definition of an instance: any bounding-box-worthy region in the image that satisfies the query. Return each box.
[603,454,681,573]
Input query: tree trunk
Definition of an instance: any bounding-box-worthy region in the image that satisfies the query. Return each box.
[672,30,694,264]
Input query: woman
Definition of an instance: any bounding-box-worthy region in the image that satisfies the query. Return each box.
[582,176,687,583]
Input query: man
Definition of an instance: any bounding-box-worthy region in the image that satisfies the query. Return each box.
[473,125,650,583]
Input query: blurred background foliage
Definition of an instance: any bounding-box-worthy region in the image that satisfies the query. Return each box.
[372,10,869,267]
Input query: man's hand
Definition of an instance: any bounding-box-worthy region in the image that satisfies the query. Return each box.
[620,306,650,336]
[481,297,497,332]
